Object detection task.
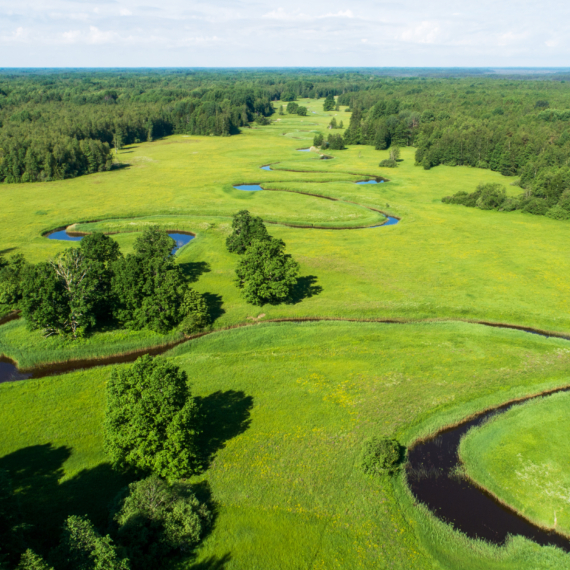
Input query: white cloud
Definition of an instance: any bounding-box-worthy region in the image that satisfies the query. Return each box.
[120,8,132,16]
[320,10,354,18]
[401,21,441,44]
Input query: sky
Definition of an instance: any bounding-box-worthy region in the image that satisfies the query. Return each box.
[1,0,570,68]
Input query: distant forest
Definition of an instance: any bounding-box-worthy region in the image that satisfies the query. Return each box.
[2,69,570,201]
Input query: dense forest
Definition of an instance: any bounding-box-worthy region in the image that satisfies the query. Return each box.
[0,69,361,184]
[2,68,570,209]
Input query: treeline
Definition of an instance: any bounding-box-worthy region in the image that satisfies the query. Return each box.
[0,69,372,184]
[0,227,209,338]
[336,76,570,204]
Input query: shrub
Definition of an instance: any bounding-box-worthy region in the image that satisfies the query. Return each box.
[475,183,507,210]
[558,189,570,211]
[323,94,335,111]
[235,238,299,306]
[500,196,521,211]
[296,106,307,116]
[105,355,201,480]
[179,289,210,335]
[111,476,211,570]
[546,204,570,220]
[327,134,345,150]
[286,102,299,114]
[226,210,270,255]
[379,159,397,168]
[360,437,402,476]
[523,197,549,216]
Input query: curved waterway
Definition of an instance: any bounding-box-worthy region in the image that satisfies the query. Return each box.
[356,179,384,185]
[233,184,263,192]
[48,230,194,254]
[407,389,570,552]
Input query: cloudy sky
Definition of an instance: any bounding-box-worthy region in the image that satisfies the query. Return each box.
[1,0,569,68]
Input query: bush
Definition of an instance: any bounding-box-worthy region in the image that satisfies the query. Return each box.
[179,289,210,335]
[105,355,202,480]
[296,106,307,116]
[111,476,211,570]
[546,204,570,220]
[235,238,299,306]
[323,94,335,111]
[379,159,397,168]
[226,210,270,255]
[475,183,506,210]
[523,197,549,216]
[360,437,402,476]
[500,196,521,211]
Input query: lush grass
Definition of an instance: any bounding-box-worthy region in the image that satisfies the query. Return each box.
[2,321,570,568]
[460,390,570,536]
[2,100,570,348]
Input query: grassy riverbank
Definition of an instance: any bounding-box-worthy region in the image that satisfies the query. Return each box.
[460,390,570,537]
[2,321,570,568]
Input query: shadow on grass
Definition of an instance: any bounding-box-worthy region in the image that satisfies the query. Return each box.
[196,390,253,469]
[188,553,232,569]
[0,444,133,554]
[180,261,211,283]
[0,247,18,256]
[203,292,225,324]
[288,275,323,304]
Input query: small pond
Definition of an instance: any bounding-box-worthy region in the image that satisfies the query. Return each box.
[47,230,194,254]
[297,148,311,152]
[234,184,263,192]
[356,179,384,185]
[0,358,31,384]
[260,166,272,171]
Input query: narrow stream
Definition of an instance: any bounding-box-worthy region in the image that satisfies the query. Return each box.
[47,230,194,254]
[407,389,570,552]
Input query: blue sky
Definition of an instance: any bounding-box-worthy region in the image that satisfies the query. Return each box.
[1,0,569,67]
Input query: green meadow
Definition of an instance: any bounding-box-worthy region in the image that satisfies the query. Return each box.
[460,390,570,537]
[2,99,570,568]
[2,321,570,569]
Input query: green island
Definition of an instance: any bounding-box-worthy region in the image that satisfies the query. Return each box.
[1,69,570,570]
[460,391,570,536]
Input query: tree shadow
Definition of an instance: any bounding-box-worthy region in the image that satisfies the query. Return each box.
[0,247,18,256]
[202,292,225,324]
[288,275,323,304]
[188,553,232,569]
[0,444,132,554]
[195,390,253,469]
[179,261,211,283]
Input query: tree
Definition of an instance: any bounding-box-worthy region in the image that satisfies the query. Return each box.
[0,254,29,309]
[313,133,324,147]
[20,262,71,337]
[110,476,211,570]
[133,226,174,260]
[179,289,210,335]
[105,355,202,480]
[112,227,206,333]
[389,146,401,161]
[81,232,122,264]
[327,134,345,150]
[329,118,337,129]
[296,106,307,116]
[235,238,299,305]
[16,550,53,570]
[339,120,344,129]
[278,105,284,115]
[323,94,335,112]
[286,102,299,114]
[55,515,129,570]
[226,210,270,254]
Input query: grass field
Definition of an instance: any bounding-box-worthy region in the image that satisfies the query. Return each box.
[2,322,570,568]
[2,99,570,569]
[460,391,570,537]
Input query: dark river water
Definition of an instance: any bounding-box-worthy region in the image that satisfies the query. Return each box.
[407,388,570,552]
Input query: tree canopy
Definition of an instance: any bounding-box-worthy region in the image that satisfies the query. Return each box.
[104,355,202,480]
